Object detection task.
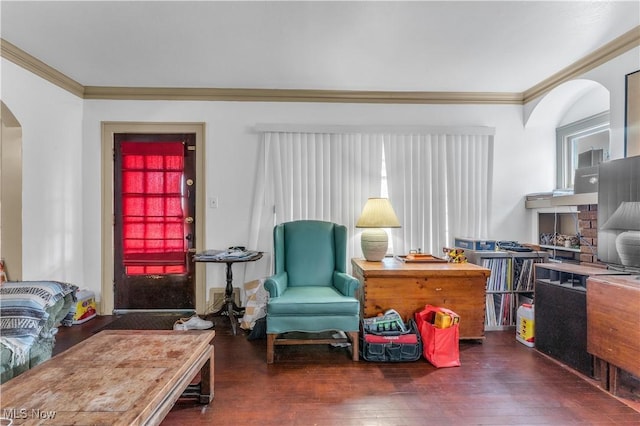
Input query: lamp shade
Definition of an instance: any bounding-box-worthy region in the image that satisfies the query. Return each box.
[356,198,401,228]
[356,198,401,261]
[601,202,640,231]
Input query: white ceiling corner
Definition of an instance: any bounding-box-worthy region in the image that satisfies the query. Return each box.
[1,1,638,93]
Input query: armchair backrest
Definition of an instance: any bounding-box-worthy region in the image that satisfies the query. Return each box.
[273,220,348,286]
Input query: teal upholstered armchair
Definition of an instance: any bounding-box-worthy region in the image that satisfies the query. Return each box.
[264,220,361,363]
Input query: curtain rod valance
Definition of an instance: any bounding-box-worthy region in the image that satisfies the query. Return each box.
[254,124,495,136]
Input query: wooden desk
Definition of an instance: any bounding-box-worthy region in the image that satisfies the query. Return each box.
[351,258,490,339]
[0,330,215,425]
[587,274,640,395]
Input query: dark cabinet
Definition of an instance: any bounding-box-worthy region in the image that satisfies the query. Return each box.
[533,263,625,377]
[535,280,592,376]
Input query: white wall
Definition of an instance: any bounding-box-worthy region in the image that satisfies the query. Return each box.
[558,85,609,128]
[0,59,85,284]
[3,45,637,305]
[81,100,532,299]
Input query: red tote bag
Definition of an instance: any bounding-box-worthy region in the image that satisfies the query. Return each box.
[415,305,461,368]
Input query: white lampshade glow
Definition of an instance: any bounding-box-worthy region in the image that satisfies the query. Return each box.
[601,201,640,267]
[356,198,401,261]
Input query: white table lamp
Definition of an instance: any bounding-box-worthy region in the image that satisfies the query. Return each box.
[356,198,401,261]
[601,201,640,267]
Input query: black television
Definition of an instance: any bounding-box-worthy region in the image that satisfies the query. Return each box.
[597,155,640,274]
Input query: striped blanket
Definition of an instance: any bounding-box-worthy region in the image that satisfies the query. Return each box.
[0,281,77,367]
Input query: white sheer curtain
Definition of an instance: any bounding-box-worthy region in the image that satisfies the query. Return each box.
[246,125,493,281]
[383,130,494,256]
[246,130,383,280]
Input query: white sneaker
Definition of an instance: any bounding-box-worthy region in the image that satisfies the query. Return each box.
[173,315,214,330]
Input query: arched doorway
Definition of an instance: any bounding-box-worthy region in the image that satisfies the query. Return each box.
[0,102,23,280]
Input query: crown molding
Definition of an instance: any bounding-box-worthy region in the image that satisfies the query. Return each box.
[2,25,639,105]
[523,25,640,104]
[0,36,521,104]
[0,39,84,98]
[83,86,522,104]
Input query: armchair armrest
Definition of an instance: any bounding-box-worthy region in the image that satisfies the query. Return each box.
[264,272,288,298]
[332,271,360,297]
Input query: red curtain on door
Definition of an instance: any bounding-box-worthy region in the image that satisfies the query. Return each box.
[121,141,187,275]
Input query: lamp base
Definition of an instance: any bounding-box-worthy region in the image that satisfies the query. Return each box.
[361,228,389,261]
[615,230,640,267]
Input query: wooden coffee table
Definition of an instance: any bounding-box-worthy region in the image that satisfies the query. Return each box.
[0,329,215,425]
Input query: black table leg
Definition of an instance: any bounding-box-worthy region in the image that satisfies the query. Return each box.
[206,261,244,335]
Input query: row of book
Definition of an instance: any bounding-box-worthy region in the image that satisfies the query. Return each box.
[514,258,545,291]
[485,293,513,327]
[481,257,544,293]
[482,258,512,291]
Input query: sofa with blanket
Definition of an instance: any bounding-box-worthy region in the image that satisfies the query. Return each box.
[0,281,77,382]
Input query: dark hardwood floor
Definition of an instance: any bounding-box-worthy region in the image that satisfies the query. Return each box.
[55,316,640,425]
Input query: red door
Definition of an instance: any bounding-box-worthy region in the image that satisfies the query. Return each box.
[113,133,196,311]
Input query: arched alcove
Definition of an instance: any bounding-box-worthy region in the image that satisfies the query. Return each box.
[0,101,23,280]
[525,79,609,129]
[525,79,610,190]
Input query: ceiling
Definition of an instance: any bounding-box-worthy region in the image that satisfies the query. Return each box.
[1,1,639,94]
